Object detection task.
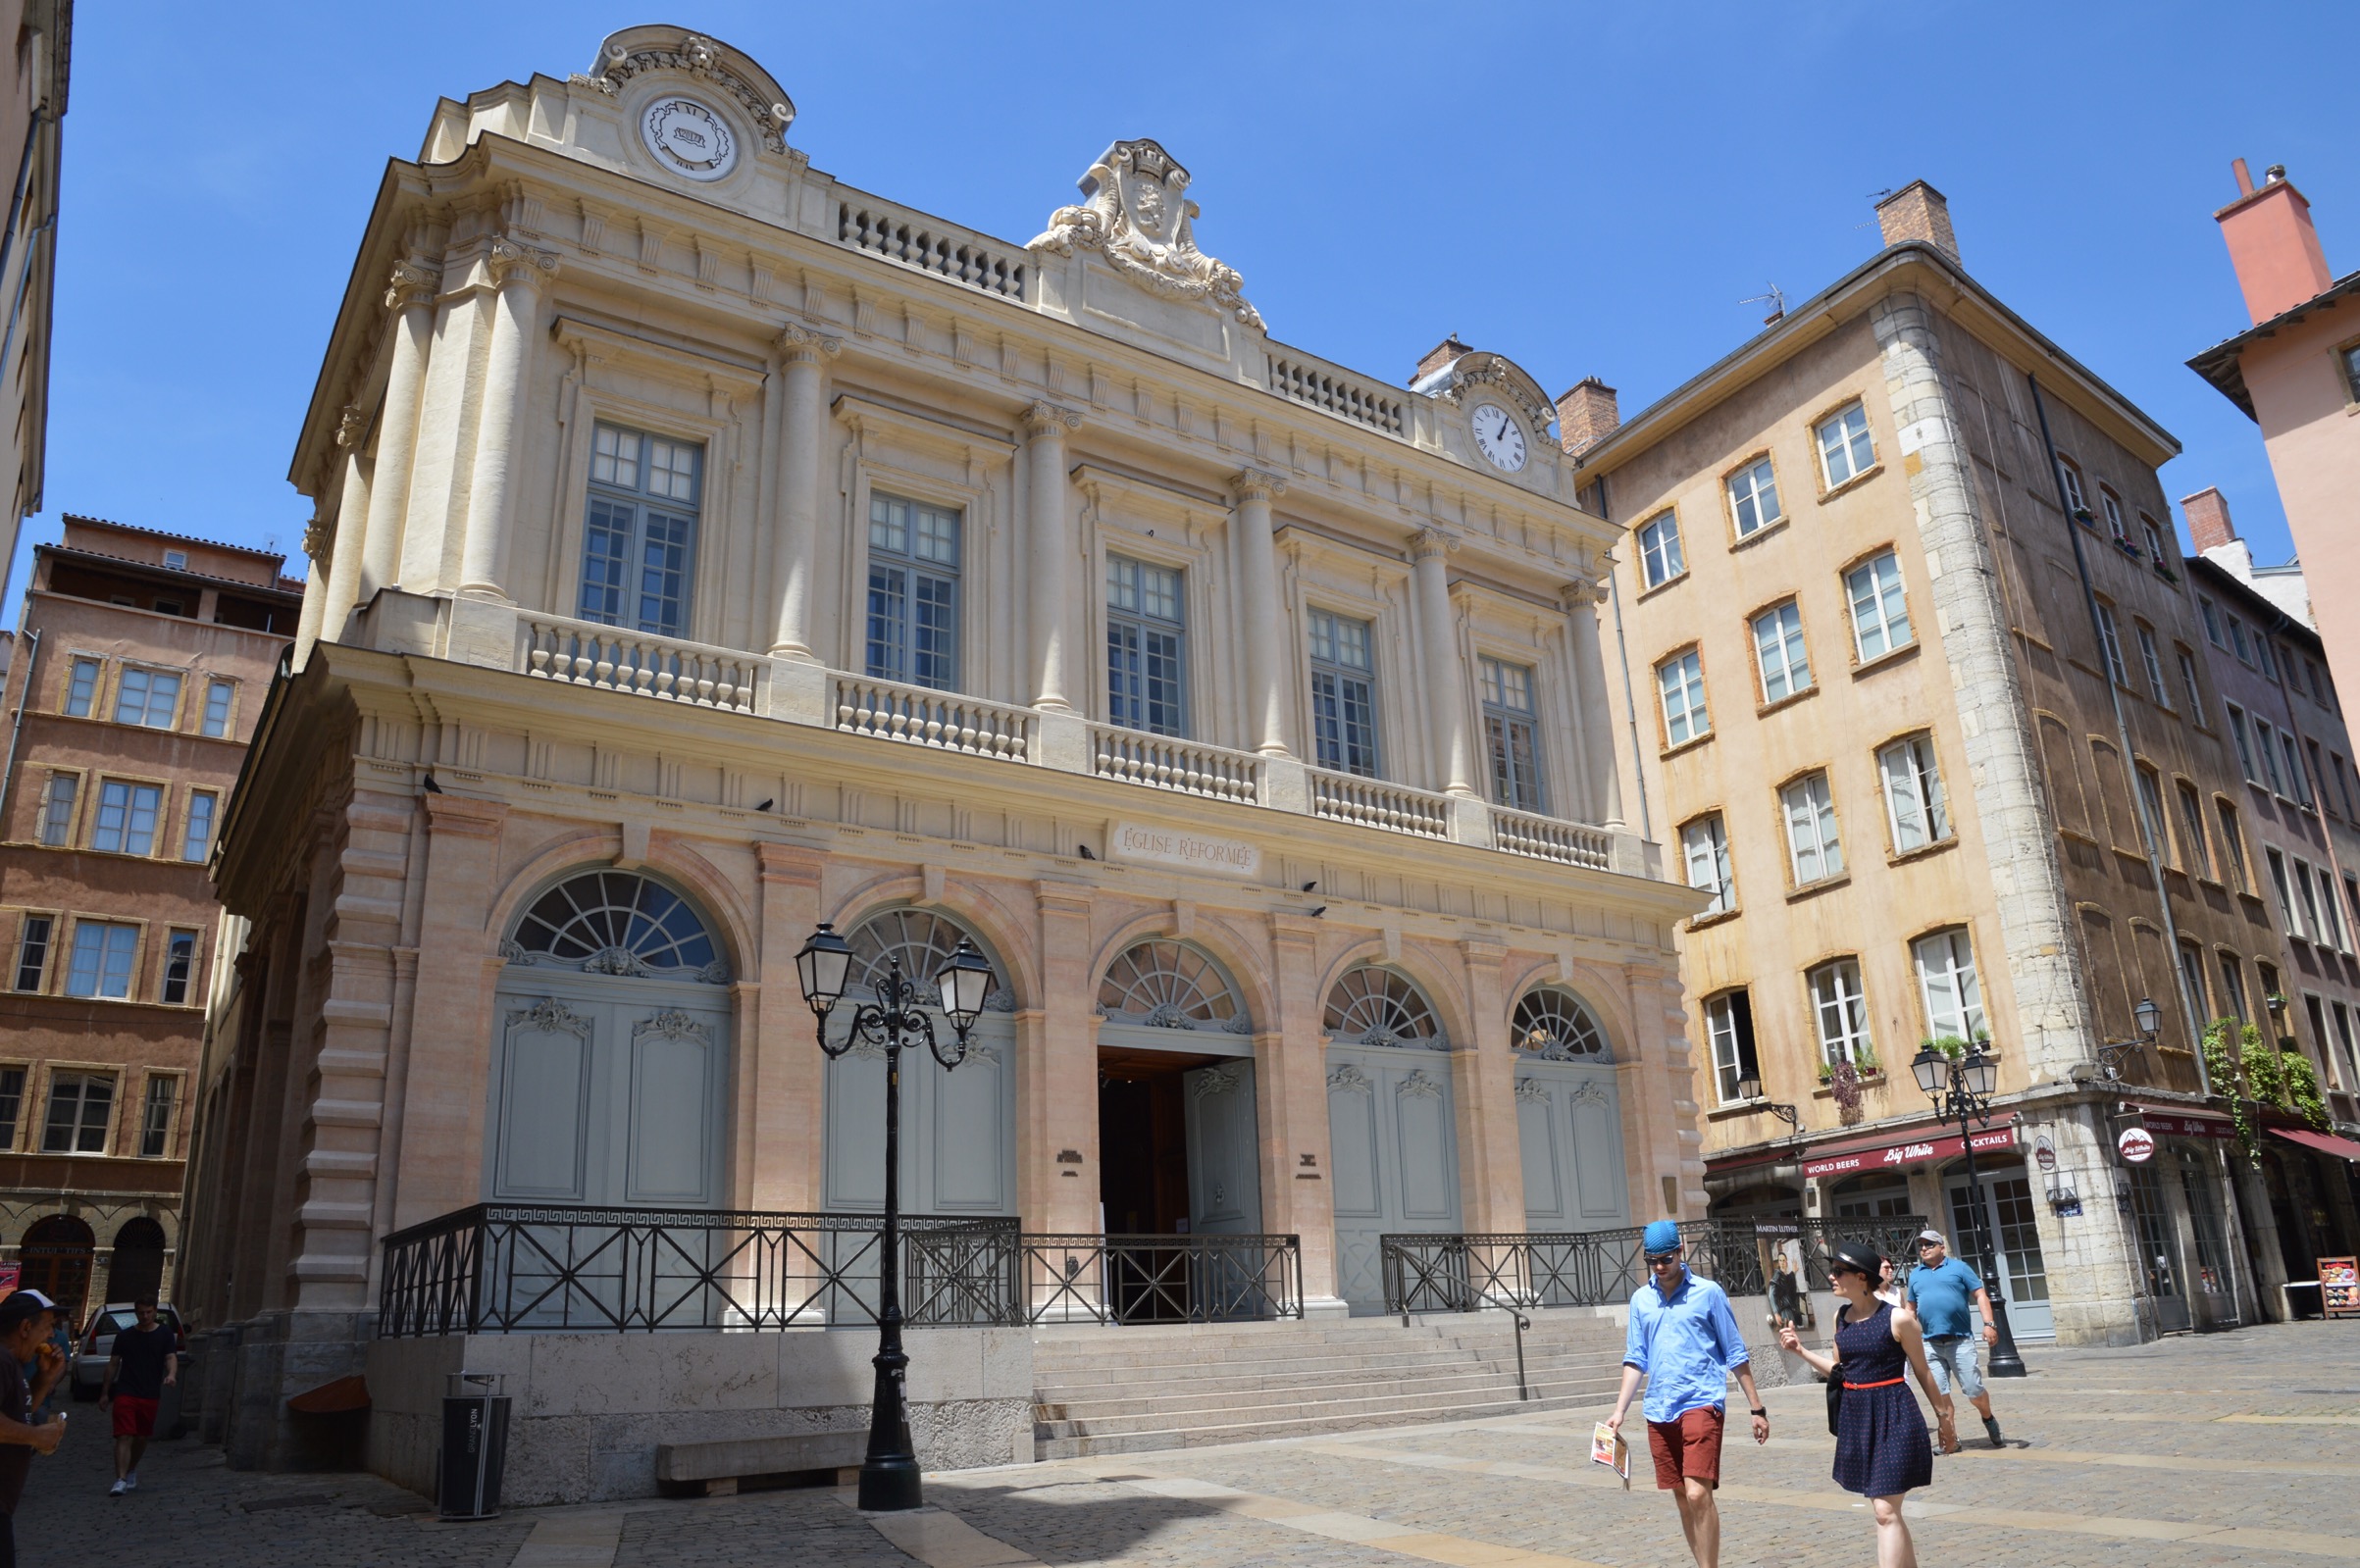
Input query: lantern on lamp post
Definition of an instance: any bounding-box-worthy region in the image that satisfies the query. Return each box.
[1909,1037,2027,1378]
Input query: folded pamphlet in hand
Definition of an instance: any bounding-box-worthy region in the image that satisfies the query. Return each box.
[1591,1422,1631,1490]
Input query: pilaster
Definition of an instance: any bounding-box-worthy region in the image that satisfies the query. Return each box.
[1022,402,1084,712]
[362,260,439,604]
[770,321,843,658]
[752,844,825,1209]
[1452,939,1524,1233]
[458,239,558,600]
[1266,913,1343,1312]
[1230,468,1291,757]
[1411,528,1474,796]
[1032,881,1098,1233]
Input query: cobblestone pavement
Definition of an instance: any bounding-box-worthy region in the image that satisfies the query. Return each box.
[13,1322,2360,1565]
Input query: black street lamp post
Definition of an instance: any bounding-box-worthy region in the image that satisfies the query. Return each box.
[794,922,997,1512]
[1910,1037,2028,1379]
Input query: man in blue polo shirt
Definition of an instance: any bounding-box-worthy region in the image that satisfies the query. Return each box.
[1606,1221,1770,1568]
[1907,1227,2004,1449]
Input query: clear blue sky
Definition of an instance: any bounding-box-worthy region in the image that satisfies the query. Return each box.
[12,2,2352,616]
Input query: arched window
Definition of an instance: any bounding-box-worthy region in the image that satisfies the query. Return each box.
[503,870,729,982]
[1324,965,1445,1048]
[846,908,1012,1009]
[1097,940,1251,1034]
[1513,986,1612,1062]
[103,1216,168,1305]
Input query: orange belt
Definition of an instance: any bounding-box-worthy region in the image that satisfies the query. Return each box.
[1842,1376,1906,1390]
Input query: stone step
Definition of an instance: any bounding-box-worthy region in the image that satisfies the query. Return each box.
[1033,1385,1620,1459]
[1034,1349,1624,1402]
[1038,1370,1627,1424]
[1032,1324,1625,1374]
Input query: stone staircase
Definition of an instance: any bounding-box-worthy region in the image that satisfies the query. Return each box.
[1032,1309,1632,1458]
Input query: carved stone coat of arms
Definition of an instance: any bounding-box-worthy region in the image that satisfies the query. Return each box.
[1028,138,1263,329]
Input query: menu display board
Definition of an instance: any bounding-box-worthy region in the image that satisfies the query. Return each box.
[2320,1256,2359,1319]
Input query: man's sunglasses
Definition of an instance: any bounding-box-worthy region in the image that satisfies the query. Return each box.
[1645,1252,1682,1266]
[1916,1240,1943,1249]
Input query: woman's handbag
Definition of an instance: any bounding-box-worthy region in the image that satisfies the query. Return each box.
[1823,1303,1848,1436]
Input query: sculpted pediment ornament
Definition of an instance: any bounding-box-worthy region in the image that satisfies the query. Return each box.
[1029,138,1263,329]
[580,29,797,158]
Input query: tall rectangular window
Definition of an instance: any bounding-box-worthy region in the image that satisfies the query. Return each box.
[2099,487,2128,539]
[0,1067,22,1149]
[1681,814,1733,916]
[2252,717,2286,795]
[2199,597,2226,648]
[2136,625,2169,705]
[2336,1001,2360,1089]
[2095,602,2129,686]
[2135,765,2169,863]
[2296,861,2327,943]
[2176,782,2212,879]
[2056,457,2087,514]
[2336,754,2358,818]
[160,930,197,1006]
[1727,458,1782,537]
[2217,800,2249,891]
[2227,705,2257,781]
[1106,555,1186,736]
[2178,648,2204,717]
[1845,550,1913,661]
[200,679,234,738]
[2178,941,2209,1022]
[36,773,76,847]
[1751,601,1813,703]
[864,492,961,690]
[2257,636,2278,681]
[1810,958,1873,1068]
[2283,733,2313,806]
[1638,512,1684,588]
[1816,402,1875,486]
[2313,863,2346,952]
[1913,927,1986,1040]
[1878,734,1950,853]
[1657,649,1709,746]
[62,657,99,718]
[1706,989,1758,1104]
[1780,771,1844,884]
[138,1076,178,1159]
[1308,609,1379,777]
[2142,515,2167,565]
[91,781,162,856]
[112,667,181,729]
[577,423,700,636]
[2268,848,2302,937]
[182,792,217,863]
[1479,656,1545,812]
[13,917,50,992]
[40,1072,113,1154]
[2308,740,2334,817]
[65,922,138,1000]
[2229,615,2252,664]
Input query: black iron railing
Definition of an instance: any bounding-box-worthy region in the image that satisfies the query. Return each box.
[376,1205,1023,1336]
[1381,1218,1929,1315]
[1022,1234,1304,1325]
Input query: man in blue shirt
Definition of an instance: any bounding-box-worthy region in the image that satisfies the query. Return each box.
[1606,1221,1769,1568]
[1906,1228,2004,1449]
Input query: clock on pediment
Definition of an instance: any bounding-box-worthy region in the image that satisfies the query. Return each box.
[641,96,739,181]
[1469,402,1527,473]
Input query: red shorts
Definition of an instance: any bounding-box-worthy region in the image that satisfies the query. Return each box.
[110,1395,158,1439]
[1647,1405,1724,1491]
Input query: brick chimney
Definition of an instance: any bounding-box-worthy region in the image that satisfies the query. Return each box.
[2182,487,2237,553]
[1414,335,1472,383]
[1555,378,1619,457]
[2216,159,2334,325]
[1875,180,1959,263]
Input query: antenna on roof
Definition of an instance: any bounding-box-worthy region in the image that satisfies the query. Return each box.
[1739,285,1786,326]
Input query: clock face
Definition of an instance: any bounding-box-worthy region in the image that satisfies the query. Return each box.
[641,97,739,182]
[1470,402,1527,472]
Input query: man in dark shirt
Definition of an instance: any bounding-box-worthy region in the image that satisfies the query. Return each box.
[0,1289,68,1565]
[99,1299,177,1497]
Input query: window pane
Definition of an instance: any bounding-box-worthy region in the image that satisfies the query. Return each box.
[0,1067,22,1147]
[139,1076,177,1158]
[590,424,639,488]
[635,511,693,634]
[1846,551,1912,661]
[1752,602,1811,702]
[183,793,216,862]
[67,922,137,1000]
[162,932,196,1006]
[1659,651,1708,745]
[577,497,635,625]
[14,917,49,992]
[1640,514,1684,586]
[64,658,99,718]
[1728,458,1782,536]
[1812,959,1872,1067]
[1914,929,1986,1039]
[1782,773,1843,883]
[1682,816,1732,915]
[1309,613,1378,775]
[202,680,234,738]
[37,774,75,846]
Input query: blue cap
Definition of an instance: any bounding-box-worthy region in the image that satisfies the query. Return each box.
[1642,1220,1681,1256]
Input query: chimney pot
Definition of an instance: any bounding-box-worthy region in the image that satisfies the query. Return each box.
[1875,179,1959,263]
[1555,378,1619,458]
[2232,157,2255,197]
[2181,487,2237,554]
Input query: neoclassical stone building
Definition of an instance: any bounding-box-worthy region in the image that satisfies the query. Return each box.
[177,27,1698,1470]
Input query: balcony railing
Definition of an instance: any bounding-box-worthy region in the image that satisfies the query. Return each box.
[1380,1217,1929,1315]
[1089,724,1263,805]
[1022,1234,1304,1325]
[522,614,763,715]
[833,674,1035,761]
[1309,768,1453,838]
[1491,805,1611,870]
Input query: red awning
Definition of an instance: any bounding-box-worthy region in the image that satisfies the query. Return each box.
[2273,1127,2360,1163]
[1799,1121,2018,1180]
[2129,1103,2237,1140]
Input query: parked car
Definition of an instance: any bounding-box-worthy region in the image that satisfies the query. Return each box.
[69,1303,183,1401]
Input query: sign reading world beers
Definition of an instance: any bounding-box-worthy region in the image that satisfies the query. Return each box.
[1106,822,1262,879]
[1800,1122,2017,1179]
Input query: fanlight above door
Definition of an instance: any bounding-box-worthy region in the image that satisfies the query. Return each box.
[1513,986,1612,1061]
[501,871,730,983]
[1323,965,1446,1049]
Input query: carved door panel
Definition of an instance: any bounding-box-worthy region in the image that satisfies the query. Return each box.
[1326,1046,1463,1313]
[1183,1059,1261,1235]
[822,1019,1018,1217]
[1515,1063,1628,1231]
[490,994,597,1203]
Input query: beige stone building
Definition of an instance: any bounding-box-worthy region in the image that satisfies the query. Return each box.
[0,0,70,600]
[0,516,296,1329]
[174,27,1700,1482]
[1573,184,2272,1343]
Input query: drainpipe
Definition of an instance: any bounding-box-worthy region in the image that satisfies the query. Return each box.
[0,627,37,830]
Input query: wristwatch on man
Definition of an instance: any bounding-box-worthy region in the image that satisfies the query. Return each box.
[1750,1406,1768,1418]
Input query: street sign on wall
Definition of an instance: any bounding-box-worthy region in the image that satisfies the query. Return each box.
[2117,1126,2156,1163]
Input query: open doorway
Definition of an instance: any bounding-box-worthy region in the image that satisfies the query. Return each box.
[1098,1047,1210,1236]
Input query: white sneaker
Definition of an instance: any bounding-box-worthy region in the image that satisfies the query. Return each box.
[124,1473,137,1491]
[109,1479,127,1497]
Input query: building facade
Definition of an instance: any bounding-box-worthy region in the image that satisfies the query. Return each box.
[175,27,1701,1473]
[1575,183,2269,1343]
[0,516,296,1327]
[0,0,70,600]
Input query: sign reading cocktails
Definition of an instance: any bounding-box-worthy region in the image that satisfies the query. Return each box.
[1105,822,1262,879]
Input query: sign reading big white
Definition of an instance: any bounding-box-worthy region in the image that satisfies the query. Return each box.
[1105,822,1261,879]
[2117,1126,2156,1164]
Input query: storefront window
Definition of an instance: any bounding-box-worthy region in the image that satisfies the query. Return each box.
[2178,1148,2232,1296]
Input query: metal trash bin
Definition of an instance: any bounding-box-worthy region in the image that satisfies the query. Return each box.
[436,1373,510,1520]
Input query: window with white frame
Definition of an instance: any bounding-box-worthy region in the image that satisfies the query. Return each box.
[2228,614,2252,664]
[2337,1002,2360,1087]
[1657,648,1709,746]
[2226,705,2257,781]
[2336,752,2358,818]
[1816,402,1875,486]
[1479,656,1545,813]
[1308,609,1380,777]
[2056,457,2087,514]
[91,781,162,856]
[2095,601,2129,686]
[2178,648,2204,717]
[1751,601,1813,702]
[65,922,137,1000]
[36,773,76,847]
[1106,555,1186,736]
[2218,799,2249,890]
[1727,457,1782,538]
[1780,771,1844,884]
[138,1075,177,1158]
[2308,740,2333,817]
[1809,958,1873,1069]
[578,423,700,636]
[200,680,233,739]
[2253,716,2287,795]
[112,667,180,730]
[2298,862,2334,949]
[40,1072,113,1154]
[1844,550,1913,662]
[2217,951,2249,1023]
[62,657,99,718]
[2177,782,2212,879]
[2099,487,2128,539]
[1705,989,1759,1104]
[2135,765,2169,863]
[2258,635,2279,682]
[1878,733,1951,852]
[2268,848,2302,937]
[2199,597,2226,648]
[162,549,187,571]
[2141,514,2167,564]
[865,492,962,690]
[1637,512,1685,588]
[13,916,50,992]
[160,931,197,1006]
[182,791,216,863]
[1913,927,1986,1040]
[1681,814,1734,916]
[2179,941,2210,1022]
[2136,624,2169,705]
[2282,731,2313,807]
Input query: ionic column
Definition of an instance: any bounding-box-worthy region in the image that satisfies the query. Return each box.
[458,239,557,601]
[292,519,330,668]
[1411,529,1475,796]
[1562,578,1625,830]
[319,406,371,648]
[1232,469,1292,756]
[360,261,438,600]
[1023,401,1083,711]
[770,322,843,659]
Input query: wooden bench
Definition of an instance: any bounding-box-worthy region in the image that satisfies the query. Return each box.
[653,1431,870,1496]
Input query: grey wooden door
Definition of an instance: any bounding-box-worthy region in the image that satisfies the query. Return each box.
[1326,1045,1462,1313]
[821,1018,1017,1217]
[1516,1063,1629,1232]
[1183,1060,1262,1235]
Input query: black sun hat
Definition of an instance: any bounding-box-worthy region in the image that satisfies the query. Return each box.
[1828,1243,1883,1280]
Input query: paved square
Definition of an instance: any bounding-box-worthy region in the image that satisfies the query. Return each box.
[15,1322,2359,1565]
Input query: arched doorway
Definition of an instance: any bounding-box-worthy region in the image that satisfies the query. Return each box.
[487,870,735,1207]
[1511,986,1628,1232]
[19,1215,95,1328]
[102,1217,168,1306]
[1094,940,1259,1238]
[1324,965,1462,1313]
[821,908,1017,1217]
